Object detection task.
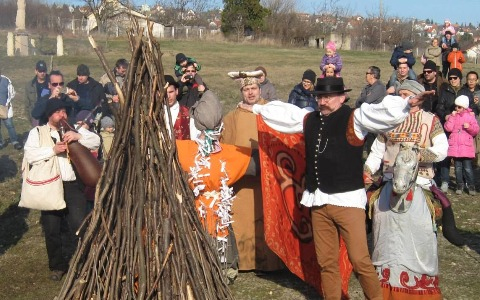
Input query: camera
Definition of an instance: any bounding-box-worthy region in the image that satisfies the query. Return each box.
[185,74,194,81]
[59,86,71,94]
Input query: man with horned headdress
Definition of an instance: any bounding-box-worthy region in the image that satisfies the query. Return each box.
[220,70,284,272]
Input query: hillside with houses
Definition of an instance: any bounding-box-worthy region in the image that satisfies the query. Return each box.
[1,0,480,58]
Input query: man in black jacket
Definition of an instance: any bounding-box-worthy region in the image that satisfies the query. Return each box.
[66,64,106,120]
[417,60,445,113]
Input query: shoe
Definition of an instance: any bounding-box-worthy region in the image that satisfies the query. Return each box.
[469,188,477,196]
[441,182,449,193]
[224,268,238,285]
[12,142,23,150]
[50,270,65,281]
[456,184,464,195]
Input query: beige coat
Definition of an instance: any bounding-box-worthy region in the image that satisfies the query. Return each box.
[221,98,283,271]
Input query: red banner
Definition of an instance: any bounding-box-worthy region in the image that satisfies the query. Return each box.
[257,116,353,297]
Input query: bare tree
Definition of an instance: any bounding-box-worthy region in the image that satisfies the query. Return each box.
[311,0,352,49]
[84,0,123,33]
[261,0,296,15]
[155,0,214,25]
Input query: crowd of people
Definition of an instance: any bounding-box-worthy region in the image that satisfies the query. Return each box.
[0,22,477,299]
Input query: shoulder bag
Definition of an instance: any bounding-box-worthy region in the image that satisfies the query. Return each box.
[0,104,7,119]
[19,125,66,210]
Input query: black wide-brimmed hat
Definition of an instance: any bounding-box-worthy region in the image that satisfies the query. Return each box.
[313,77,352,95]
[44,99,71,118]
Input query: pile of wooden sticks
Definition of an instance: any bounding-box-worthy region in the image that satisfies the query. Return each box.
[56,22,233,300]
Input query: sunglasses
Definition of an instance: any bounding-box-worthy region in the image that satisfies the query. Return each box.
[51,82,65,87]
[423,70,434,74]
[448,76,459,80]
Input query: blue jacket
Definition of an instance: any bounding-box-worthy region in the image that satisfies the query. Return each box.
[288,83,317,110]
[389,46,416,69]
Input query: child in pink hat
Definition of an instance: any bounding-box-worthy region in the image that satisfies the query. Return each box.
[319,41,343,78]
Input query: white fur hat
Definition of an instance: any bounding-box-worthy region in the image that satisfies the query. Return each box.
[227,70,264,89]
[454,95,469,109]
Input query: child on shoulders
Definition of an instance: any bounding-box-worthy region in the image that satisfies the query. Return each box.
[319,41,342,78]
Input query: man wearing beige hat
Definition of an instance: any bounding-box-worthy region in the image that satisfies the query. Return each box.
[221,70,283,272]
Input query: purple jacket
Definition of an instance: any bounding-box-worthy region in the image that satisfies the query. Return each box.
[320,53,343,75]
[444,108,479,158]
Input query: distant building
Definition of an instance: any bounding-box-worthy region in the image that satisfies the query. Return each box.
[84,0,165,38]
[309,33,351,50]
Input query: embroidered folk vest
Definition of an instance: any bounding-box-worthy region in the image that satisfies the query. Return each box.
[380,110,437,179]
[173,105,190,140]
[304,105,364,194]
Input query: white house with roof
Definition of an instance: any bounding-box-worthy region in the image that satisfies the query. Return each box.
[85,0,165,38]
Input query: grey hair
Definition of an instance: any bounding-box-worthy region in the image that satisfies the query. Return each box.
[368,66,381,79]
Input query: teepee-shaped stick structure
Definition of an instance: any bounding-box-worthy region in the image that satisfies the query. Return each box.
[56,22,233,300]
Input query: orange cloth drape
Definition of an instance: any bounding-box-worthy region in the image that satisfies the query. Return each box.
[257,116,353,298]
[176,140,251,238]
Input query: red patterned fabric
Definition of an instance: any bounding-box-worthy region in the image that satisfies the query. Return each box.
[379,267,442,299]
[257,116,353,297]
[173,105,190,140]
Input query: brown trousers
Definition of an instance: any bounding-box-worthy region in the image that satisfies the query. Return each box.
[312,205,382,300]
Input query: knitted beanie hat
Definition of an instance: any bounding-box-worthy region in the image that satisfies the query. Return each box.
[326,41,336,52]
[175,53,187,64]
[454,95,469,109]
[302,69,317,84]
[423,60,437,71]
[101,116,115,129]
[448,68,463,79]
[398,80,425,95]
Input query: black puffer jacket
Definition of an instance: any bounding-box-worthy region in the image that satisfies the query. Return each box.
[288,83,317,110]
[436,84,460,123]
[67,77,106,115]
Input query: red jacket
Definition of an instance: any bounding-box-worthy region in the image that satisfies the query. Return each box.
[447,50,466,71]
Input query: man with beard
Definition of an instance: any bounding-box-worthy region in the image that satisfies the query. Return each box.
[24,98,100,281]
[240,77,430,299]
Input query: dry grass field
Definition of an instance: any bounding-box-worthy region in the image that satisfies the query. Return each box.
[0,32,479,299]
